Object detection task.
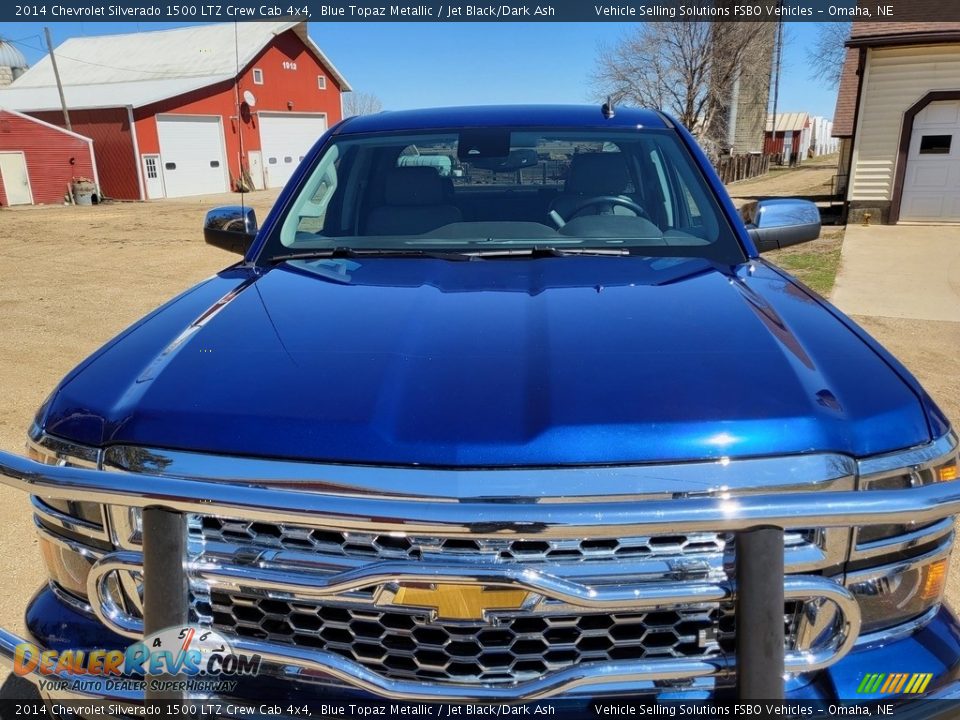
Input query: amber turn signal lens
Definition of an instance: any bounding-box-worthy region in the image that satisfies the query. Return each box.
[920,558,948,603]
[938,463,958,482]
[36,533,93,599]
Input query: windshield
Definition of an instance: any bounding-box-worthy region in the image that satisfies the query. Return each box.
[260,127,745,264]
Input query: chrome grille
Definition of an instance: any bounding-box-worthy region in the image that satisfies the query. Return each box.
[192,518,811,685]
[196,589,802,684]
[198,517,744,562]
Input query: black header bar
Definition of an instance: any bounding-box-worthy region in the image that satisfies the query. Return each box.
[7,0,960,23]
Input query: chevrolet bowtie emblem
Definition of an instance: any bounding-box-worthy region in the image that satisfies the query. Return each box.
[379,583,532,621]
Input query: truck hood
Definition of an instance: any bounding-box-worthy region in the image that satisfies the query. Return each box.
[44,256,932,466]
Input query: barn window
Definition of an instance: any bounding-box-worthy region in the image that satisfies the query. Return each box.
[165,162,176,170]
[144,157,158,179]
[317,75,326,90]
[284,156,293,163]
[919,135,952,155]
[253,68,264,85]
[268,157,278,165]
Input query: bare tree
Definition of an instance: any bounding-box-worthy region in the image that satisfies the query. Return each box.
[343,92,384,117]
[592,22,774,157]
[806,22,851,88]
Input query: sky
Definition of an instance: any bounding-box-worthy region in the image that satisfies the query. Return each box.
[2,21,839,118]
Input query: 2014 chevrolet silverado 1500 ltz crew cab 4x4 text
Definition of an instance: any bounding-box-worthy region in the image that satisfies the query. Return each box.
[1,105,958,711]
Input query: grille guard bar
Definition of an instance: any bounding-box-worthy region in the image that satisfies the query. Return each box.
[1,444,959,536]
[88,549,861,675]
[0,432,956,702]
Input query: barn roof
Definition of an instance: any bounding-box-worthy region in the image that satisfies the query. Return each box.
[0,106,95,142]
[0,22,350,111]
[766,112,809,133]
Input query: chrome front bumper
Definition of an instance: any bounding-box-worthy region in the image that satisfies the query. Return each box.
[1,431,958,701]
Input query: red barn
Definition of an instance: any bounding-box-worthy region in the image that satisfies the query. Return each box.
[0,22,350,200]
[764,112,812,165]
[0,108,97,206]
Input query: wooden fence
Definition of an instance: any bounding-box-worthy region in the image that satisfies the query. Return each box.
[715,154,771,184]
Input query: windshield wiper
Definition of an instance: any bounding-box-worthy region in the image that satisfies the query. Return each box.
[268,247,473,263]
[268,246,632,264]
[464,246,631,258]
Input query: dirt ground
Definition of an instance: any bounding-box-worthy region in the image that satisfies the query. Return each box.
[0,174,957,686]
[727,153,841,208]
[0,190,280,651]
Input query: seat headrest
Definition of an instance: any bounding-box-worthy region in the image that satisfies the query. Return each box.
[565,152,632,195]
[384,166,446,206]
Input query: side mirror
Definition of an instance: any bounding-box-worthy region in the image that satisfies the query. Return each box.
[204,206,258,255]
[740,199,821,253]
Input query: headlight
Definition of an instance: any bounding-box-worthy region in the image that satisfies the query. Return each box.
[36,529,98,599]
[29,431,144,624]
[855,437,958,551]
[850,434,958,635]
[27,431,107,604]
[847,546,950,636]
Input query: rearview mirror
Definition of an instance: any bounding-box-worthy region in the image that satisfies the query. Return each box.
[466,149,539,173]
[740,199,821,253]
[204,206,258,255]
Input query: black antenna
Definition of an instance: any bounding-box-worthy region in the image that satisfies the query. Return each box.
[601,96,615,119]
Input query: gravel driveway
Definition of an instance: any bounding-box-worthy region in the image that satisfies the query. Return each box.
[0,192,279,657]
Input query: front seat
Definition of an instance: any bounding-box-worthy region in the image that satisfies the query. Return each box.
[366,167,462,235]
[549,152,640,220]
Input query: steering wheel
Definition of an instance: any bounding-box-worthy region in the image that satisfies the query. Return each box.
[556,195,652,224]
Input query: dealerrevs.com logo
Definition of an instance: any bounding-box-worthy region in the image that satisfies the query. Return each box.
[13,625,262,695]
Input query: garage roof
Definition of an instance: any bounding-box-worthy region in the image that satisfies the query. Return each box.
[766,112,810,133]
[0,22,350,111]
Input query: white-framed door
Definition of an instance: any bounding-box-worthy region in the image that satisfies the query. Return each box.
[155,115,229,198]
[0,151,33,205]
[248,150,265,191]
[257,112,327,189]
[900,100,960,222]
[141,154,166,199]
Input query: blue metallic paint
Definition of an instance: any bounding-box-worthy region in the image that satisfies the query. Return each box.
[25,587,129,653]
[35,105,946,465]
[334,105,669,134]
[760,259,951,442]
[40,255,929,466]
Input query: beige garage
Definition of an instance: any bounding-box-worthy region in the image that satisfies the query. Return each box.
[899,101,960,222]
[833,23,960,224]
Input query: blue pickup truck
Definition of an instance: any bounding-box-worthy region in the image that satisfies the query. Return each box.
[1,105,959,710]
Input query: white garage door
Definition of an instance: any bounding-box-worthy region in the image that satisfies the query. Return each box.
[258,113,327,189]
[156,116,228,198]
[900,101,960,222]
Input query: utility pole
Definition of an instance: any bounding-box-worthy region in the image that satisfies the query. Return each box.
[770,17,784,161]
[44,27,71,132]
